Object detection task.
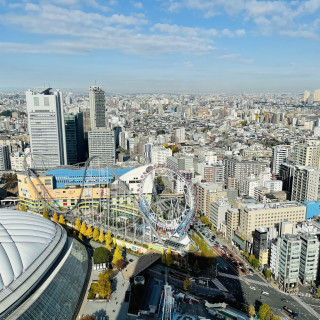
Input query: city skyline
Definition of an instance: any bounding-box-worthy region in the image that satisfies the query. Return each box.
[1,0,320,93]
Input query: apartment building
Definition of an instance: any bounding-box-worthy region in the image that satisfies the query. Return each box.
[272,145,290,177]
[294,144,320,169]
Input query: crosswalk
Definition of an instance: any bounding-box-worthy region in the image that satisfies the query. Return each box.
[211,278,228,292]
[218,272,269,287]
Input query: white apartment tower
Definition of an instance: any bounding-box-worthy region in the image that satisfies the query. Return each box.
[89,86,106,129]
[26,88,67,169]
[175,127,185,143]
[88,129,115,167]
[272,145,290,177]
[294,144,320,169]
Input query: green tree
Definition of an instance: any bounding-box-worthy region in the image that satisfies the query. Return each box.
[93,270,112,299]
[75,218,81,231]
[112,245,123,265]
[115,259,125,270]
[86,225,93,239]
[265,310,274,320]
[183,277,192,291]
[99,229,104,243]
[258,303,270,320]
[105,230,113,251]
[252,258,259,269]
[166,247,173,267]
[52,211,58,223]
[248,254,255,264]
[58,214,65,224]
[43,207,49,219]
[80,221,87,236]
[264,269,271,280]
[93,226,99,241]
[93,247,110,264]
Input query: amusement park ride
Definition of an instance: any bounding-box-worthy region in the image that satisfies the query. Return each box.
[23,154,198,250]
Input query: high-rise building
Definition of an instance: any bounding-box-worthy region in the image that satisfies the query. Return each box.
[0,145,11,170]
[88,129,115,167]
[197,162,224,184]
[304,90,311,103]
[26,88,67,169]
[314,89,320,103]
[291,166,320,202]
[279,234,301,291]
[279,163,295,199]
[252,228,269,265]
[89,86,105,129]
[294,144,320,169]
[64,113,85,164]
[272,145,290,177]
[175,127,185,143]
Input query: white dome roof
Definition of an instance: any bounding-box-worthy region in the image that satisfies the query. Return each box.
[0,209,58,291]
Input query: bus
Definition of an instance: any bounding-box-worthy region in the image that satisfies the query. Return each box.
[283,306,299,318]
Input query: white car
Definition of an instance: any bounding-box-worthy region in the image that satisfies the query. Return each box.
[250,286,256,290]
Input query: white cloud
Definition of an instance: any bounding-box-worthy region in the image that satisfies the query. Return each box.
[219,53,240,60]
[133,2,143,9]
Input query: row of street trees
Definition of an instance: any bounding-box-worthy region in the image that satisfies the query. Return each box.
[241,251,260,270]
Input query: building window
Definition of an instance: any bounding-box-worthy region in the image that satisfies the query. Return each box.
[44,97,50,106]
[34,96,40,106]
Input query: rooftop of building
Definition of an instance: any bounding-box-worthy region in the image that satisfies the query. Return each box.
[242,201,303,211]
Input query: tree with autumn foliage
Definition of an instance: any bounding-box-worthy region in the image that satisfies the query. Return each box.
[52,212,58,222]
[58,214,65,224]
[166,247,173,267]
[99,229,104,243]
[105,230,113,251]
[86,225,93,239]
[115,259,125,270]
[112,245,123,265]
[93,270,112,299]
[93,226,99,241]
[80,221,87,236]
[75,218,81,231]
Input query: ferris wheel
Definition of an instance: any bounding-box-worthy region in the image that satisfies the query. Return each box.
[138,164,199,240]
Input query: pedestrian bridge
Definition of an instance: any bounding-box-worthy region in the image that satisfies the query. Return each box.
[122,250,161,280]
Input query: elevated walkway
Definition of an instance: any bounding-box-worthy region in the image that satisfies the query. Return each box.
[122,250,161,280]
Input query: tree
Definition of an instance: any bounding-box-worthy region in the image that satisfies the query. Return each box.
[52,212,58,223]
[115,259,125,270]
[58,214,65,224]
[183,277,192,291]
[99,229,104,243]
[87,225,93,239]
[43,208,49,219]
[265,310,274,320]
[75,218,81,231]
[166,247,173,267]
[93,247,110,264]
[271,315,280,320]
[248,254,255,264]
[79,315,95,320]
[93,226,99,241]
[264,269,271,280]
[317,285,320,298]
[201,216,210,225]
[105,230,113,251]
[93,270,112,299]
[252,258,260,269]
[78,233,83,241]
[247,305,255,317]
[258,303,270,320]
[80,221,87,236]
[112,245,123,265]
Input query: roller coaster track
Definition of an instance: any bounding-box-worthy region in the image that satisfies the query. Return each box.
[23,153,164,243]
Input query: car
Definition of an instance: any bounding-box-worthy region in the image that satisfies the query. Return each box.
[249,286,256,290]
[261,291,269,296]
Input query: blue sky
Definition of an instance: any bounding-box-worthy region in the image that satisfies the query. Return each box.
[0,0,320,93]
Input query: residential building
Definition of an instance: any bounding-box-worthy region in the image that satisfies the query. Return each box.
[26,88,67,169]
[0,145,10,170]
[291,166,320,202]
[197,162,224,184]
[272,145,290,177]
[264,180,283,192]
[294,144,320,169]
[89,86,105,129]
[226,208,240,240]
[210,197,230,231]
[151,146,172,165]
[175,127,185,143]
[88,129,115,167]
[270,237,281,280]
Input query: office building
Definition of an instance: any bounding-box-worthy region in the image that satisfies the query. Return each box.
[26,88,67,169]
[291,166,320,202]
[0,145,11,170]
[238,202,305,238]
[64,113,85,164]
[279,234,301,291]
[304,90,311,103]
[88,129,115,167]
[299,233,319,284]
[279,163,295,199]
[272,145,290,177]
[210,197,230,231]
[252,228,269,265]
[143,143,153,164]
[314,89,320,103]
[89,86,105,129]
[151,146,172,165]
[226,208,240,240]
